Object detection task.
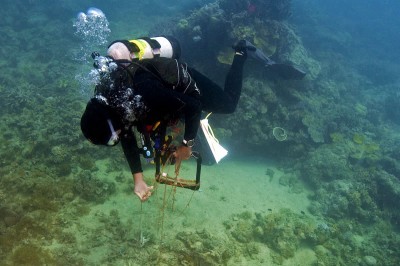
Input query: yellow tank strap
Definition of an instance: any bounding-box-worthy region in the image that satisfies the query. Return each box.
[152,121,161,131]
[129,39,147,60]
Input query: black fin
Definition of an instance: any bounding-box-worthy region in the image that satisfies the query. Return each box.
[266,63,307,80]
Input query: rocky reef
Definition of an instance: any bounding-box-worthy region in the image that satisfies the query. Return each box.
[1,0,400,265]
[157,0,320,157]
[171,0,319,77]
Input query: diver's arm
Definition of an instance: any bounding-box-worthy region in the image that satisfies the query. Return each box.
[120,130,143,174]
[164,95,200,161]
[120,131,153,201]
[181,96,202,141]
[159,93,201,141]
[159,93,200,161]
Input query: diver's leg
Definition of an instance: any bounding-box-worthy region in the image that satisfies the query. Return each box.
[221,53,246,113]
[191,53,246,114]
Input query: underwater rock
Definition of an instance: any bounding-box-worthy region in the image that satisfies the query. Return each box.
[266,168,275,177]
[278,174,290,186]
[265,168,275,182]
[231,220,254,243]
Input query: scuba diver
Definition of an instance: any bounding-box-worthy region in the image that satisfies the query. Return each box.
[80,36,253,201]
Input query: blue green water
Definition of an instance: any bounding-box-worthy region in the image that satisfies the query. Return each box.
[0,0,399,265]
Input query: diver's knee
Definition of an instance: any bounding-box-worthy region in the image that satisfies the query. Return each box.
[224,104,237,114]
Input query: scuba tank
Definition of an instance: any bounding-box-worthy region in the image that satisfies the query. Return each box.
[108,36,181,60]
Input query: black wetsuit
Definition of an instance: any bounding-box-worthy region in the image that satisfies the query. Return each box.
[117,54,246,174]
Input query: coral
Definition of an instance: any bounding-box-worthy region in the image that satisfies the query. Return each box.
[50,145,69,164]
[355,103,368,116]
[168,0,320,155]
[219,0,292,21]
[302,113,325,143]
[227,208,397,265]
[177,18,189,30]
[330,132,344,143]
[279,173,304,194]
[299,144,352,187]
[253,209,316,262]
[231,220,254,243]
[2,82,36,112]
[384,91,400,124]
[171,0,316,81]
[230,20,282,57]
[353,133,366,144]
[349,135,381,167]
[214,76,282,146]
[1,1,399,265]
[309,172,382,224]
[73,171,116,203]
[176,229,234,265]
[217,47,235,65]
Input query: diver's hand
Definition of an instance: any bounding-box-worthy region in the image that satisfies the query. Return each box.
[173,145,192,176]
[133,172,154,202]
[174,145,192,161]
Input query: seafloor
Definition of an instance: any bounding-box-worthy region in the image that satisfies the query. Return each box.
[1,1,399,265]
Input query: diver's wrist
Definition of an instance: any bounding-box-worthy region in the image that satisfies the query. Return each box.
[182,139,195,147]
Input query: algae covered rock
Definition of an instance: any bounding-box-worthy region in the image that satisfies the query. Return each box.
[225,209,318,263]
[73,170,116,203]
[231,220,254,243]
[299,144,351,187]
[253,209,316,261]
[176,229,235,265]
[172,0,318,79]
[219,0,292,21]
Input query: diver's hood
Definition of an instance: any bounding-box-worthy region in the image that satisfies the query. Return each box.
[80,97,122,145]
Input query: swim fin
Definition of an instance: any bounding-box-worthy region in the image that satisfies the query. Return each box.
[244,40,306,80]
[266,63,306,80]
